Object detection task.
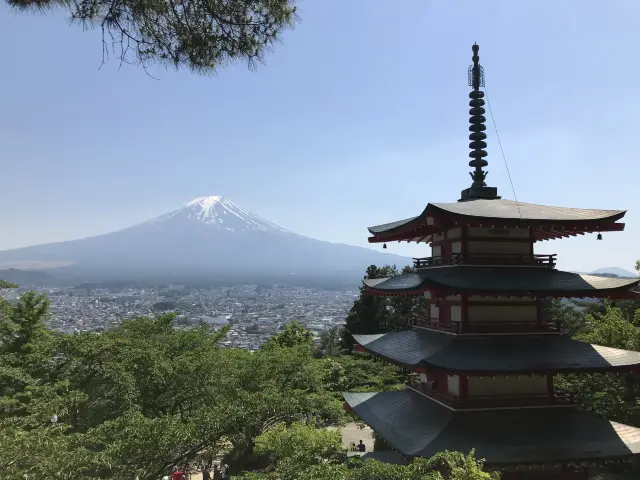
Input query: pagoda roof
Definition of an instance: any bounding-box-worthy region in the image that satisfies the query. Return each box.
[368,199,626,242]
[353,330,640,374]
[342,389,640,465]
[362,267,639,298]
[369,199,625,234]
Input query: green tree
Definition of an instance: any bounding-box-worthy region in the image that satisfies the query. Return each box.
[245,422,497,479]
[341,265,396,350]
[0,306,346,479]
[263,320,313,350]
[6,0,297,75]
[0,290,490,479]
[342,264,424,350]
[557,305,640,427]
[253,421,346,477]
[315,326,344,358]
[0,291,52,355]
[541,298,588,336]
[0,280,18,289]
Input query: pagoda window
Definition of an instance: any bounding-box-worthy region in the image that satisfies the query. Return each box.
[446,227,462,239]
[465,240,531,256]
[467,304,537,323]
[450,305,462,323]
[447,374,460,397]
[467,375,548,396]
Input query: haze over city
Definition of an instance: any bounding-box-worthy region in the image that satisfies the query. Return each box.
[1,0,638,274]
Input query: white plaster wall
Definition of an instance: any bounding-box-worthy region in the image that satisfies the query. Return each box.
[433,232,445,242]
[465,241,530,255]
[468,375,548,395]
[452,241,462,253]
[467,227,530,239]
[445,295,461,301]
[447,227,462,239]
[447,375,460,396]
[430,305,439,318]
[419,373,428,383]
[467,305,537,323]
[432,245,442,257]
[423,291,431,300]
[451,305,462,322]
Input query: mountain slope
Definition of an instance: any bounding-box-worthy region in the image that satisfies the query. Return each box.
[0,196,411,279]
[590,267,637,278]
[0,268,60,286]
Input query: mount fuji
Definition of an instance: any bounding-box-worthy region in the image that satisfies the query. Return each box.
[0,196,410,282]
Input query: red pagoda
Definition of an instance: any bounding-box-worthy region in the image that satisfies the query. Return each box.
[343,45,640,479]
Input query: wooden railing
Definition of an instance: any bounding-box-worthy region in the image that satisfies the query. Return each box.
[412,316,560,334]
[409,382,575,408]
[465,319,560,333]
[413,253,557,268]
[412,315,462,333]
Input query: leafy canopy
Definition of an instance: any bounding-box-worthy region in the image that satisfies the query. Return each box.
[555,302,640,427]
[247,422,498,480]
[0,289,405,479]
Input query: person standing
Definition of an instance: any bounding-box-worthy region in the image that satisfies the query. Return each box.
[220,463,230,480]
[212,465,221,480]
[357,440,366,453]
[202,466,211,480]
[171,467,184,480]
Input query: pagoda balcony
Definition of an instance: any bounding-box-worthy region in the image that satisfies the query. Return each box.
[412,314,462,333]
[465,319,560,333]
[409,382,575,409]
[412,315,560,334]
[412,253,557,269]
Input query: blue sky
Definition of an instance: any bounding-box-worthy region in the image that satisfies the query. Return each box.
[0,0,638,273]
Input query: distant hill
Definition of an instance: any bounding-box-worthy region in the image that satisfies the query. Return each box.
[0,268,60,286]
[590,267,638,279]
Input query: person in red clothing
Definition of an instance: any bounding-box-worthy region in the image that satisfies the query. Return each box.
[171,466,185,480]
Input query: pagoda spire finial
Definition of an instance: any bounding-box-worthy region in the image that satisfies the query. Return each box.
[459,44,500,201]
[468,43,487,187]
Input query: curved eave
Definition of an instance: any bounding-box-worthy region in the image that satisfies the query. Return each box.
[342,389,640,465]
[362,270,640,300]
[367,201,627,243]
[363,285,639,300]
[353,331,640,374]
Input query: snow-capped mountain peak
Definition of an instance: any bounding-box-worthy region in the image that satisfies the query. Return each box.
[149,195,290,234]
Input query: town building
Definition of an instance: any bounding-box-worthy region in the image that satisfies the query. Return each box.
[343,44,640,479]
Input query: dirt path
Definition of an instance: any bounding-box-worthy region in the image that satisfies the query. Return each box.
[327,422,374,450]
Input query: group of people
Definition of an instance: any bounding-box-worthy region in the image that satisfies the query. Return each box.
[163,463,230,480]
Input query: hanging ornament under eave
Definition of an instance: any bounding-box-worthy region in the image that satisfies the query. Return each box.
[383,243,387,249]
[597,232,602,240]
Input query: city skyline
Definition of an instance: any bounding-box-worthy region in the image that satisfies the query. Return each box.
[1,0,639,273]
